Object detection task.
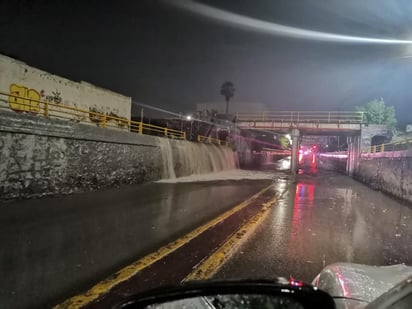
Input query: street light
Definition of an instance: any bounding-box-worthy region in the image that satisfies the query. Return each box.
[186,115,193,139]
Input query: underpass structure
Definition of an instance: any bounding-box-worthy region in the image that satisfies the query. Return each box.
[235,111,364,175]
[1,53,411,309]
[1,108,411,308]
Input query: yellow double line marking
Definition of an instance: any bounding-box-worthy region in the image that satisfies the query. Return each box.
[183,196,278,281]
[56,184,275,308]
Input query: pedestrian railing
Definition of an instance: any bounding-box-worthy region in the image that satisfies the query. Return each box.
[236,111,365,124]
[362,139,412,154]
[0,90,232,146]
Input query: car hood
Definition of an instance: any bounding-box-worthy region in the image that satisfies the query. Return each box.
[312,263,412,303]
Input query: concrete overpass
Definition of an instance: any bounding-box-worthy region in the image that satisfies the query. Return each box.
[235,111,364,175]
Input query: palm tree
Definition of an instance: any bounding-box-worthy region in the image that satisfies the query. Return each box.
[220,81,235,115]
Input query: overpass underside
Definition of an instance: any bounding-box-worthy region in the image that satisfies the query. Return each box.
[236,121,362,136]
[235,111,364,174]
[236,121,362,175]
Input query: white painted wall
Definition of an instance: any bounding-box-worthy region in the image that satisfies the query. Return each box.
[0,54,131,128]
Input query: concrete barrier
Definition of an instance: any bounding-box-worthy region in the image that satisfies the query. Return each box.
[355,156,412,203]
[319,151,412,204]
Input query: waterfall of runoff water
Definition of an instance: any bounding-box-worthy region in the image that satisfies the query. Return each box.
[158,138,239,179]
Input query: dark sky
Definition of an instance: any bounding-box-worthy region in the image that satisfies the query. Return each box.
[1,0,412,123]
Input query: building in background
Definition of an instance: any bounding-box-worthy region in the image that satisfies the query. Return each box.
[0,54,131,129]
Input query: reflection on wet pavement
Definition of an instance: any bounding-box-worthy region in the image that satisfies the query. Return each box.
[1,158,411,307]
[214,168,412,283]
[0,180,270,309]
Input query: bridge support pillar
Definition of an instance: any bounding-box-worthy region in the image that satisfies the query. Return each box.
[346,135,360,176]
[290,128,300,173]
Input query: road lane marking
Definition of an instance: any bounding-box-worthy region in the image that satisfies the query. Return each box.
[55,184,275,309]
[183,195,279,281]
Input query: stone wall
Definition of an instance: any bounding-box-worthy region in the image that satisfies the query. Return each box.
[319,151,412,204]
[0,111,237,200]
[360,124,391,148]
[355,155,412,203]
[1,132,161,199]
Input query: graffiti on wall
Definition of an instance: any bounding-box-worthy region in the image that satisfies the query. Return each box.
[7,84,128,128]
[88,107,104,124]
[8,84,41,113]
[40,90,62,104]
[107,111,129,129]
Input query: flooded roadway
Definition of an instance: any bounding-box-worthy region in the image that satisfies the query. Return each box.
[0,173,272,309]
[214,164,412,283]
[1,161,412,308]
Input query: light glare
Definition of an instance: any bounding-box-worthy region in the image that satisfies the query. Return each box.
[170,0,412,45]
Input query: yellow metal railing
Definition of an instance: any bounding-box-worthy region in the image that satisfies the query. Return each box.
[0,90,232,146]
[1,90,135,129]
[236,111,365,124]
[362,139,412,154]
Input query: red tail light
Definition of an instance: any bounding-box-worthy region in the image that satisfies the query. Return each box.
[289,277,303,287]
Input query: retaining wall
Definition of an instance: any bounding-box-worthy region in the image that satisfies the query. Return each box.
[0,111,236,200]
[319,152,412,204]
[355,155,412,203]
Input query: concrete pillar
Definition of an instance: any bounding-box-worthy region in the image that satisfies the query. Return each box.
[290,128,300,173]
[346,135,360,176]
[346,137,353,175]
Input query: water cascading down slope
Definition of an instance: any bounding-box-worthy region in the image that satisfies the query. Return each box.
[158,139,238,179]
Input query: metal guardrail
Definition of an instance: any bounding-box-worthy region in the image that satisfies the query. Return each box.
[0,90,232,146]
[362,139,412,154]
[236,111,365,124]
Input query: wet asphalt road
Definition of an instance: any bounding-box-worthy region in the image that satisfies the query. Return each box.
[1,165,412,308]
[0,180,270,309]
[214,167,412,283]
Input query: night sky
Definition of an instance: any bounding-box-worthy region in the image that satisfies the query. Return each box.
[1,0,412,123]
